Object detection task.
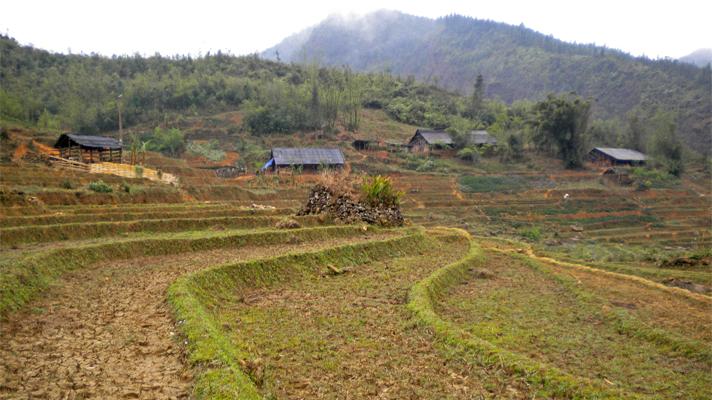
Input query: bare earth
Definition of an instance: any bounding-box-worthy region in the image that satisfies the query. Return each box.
[0,234,390,399]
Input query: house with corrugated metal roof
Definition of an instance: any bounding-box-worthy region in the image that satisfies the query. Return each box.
[408,129,453,153]
[589,147,648,166]
[467,130,497,146]
[261,147,345,172]
[54,133,123,163]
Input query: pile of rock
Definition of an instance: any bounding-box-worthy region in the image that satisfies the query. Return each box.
[297,184,404,227]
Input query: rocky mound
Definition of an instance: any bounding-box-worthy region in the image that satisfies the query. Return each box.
[297,184,404,227]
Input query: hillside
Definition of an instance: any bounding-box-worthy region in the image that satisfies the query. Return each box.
[263,10,711,150]
[680,48,712,67]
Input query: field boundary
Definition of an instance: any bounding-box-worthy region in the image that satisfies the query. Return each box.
[407,232,639,399]
[0,215,324,247]
[168,231,429,399]
[0,225,378,318]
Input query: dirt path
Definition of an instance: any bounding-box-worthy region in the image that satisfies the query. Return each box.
[0,234,391,399]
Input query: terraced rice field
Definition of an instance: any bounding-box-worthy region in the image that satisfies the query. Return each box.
[1,171,710,399]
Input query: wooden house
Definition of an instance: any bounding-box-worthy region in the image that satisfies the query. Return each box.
[408,129,453,153]
[589,147,647,166]
[54,134,122,164]
[261,147,345,173]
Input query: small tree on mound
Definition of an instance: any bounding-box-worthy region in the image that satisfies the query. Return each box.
[360,175,403,208]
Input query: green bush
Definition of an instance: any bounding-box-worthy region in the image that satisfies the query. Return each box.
[60,179,75,189]
[146,127,185,157]
[361,175,403,207]
[519,226,542,241]
[631,167,677,188]
[457,147,481,163]
[88,180,112,193]
[415,159,437,172]
[120,181,135,194]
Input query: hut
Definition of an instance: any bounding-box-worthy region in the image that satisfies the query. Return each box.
[408,129,453,153]
[467,130,497,146]
[589,147,647,166]
[261,147,345,173]
[54,134,122,163]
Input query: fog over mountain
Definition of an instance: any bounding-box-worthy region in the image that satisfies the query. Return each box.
[263,10,711,149]
[680,49,712,67]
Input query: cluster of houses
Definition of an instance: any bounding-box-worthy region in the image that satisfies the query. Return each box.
[51,129,648,175]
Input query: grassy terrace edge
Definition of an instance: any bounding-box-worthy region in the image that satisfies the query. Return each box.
[167,230,428,399]
[0,225,371,318]
[406,231,642,399]
[0,215,323,247]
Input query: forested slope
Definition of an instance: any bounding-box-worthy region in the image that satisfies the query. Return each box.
[264,11,711,150]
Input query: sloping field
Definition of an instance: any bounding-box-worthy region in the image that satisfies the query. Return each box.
[409,240,712,399]
[1,170,710,399]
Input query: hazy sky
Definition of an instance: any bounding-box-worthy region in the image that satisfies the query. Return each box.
[3,0,710,59]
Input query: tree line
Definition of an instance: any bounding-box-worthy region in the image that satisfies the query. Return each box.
[0,35,690,175]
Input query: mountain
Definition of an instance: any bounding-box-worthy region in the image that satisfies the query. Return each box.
[263,10,711,150]
[680,49,712,67]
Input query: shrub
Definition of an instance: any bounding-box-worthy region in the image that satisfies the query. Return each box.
[457,147,481,163]
[87,180,112,193]
[120,181,134,193]
[134,165,144,178]
[519,226,542,241]
[361,175,403,207]
[60,179,75,189]
[146,127,185,157]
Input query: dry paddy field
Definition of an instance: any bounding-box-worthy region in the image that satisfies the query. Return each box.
[1,173,710,399]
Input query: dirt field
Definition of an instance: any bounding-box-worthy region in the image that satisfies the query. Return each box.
[0,232,395,398]
[214,233,529,399]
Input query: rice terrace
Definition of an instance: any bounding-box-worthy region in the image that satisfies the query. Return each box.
[1,4,711,400]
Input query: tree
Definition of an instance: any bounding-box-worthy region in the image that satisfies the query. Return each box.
[649,111,684,176]
[343,67,361,132]
[147,127,185,157]
[469,74,485,119]
[531,94,591,169]
[620,111,646,151]
[504,133,524,162]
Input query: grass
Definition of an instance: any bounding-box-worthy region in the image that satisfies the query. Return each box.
[458,175,533,193]
[0,206,292,228]
[0,215,325,247]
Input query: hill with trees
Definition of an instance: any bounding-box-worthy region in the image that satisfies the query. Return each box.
[0,34,697,174]
[263,10,711,151]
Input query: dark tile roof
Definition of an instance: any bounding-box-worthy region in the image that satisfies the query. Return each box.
[271,147,345,166]
[591,147,648,161]
[413,129,453,145]
[468,130,497,145]
[54,134,122,150]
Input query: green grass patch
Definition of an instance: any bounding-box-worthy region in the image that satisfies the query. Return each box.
[0,215,324,247]
[458,175,532,193]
